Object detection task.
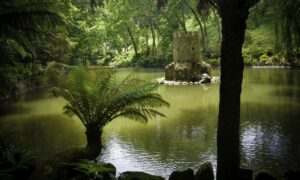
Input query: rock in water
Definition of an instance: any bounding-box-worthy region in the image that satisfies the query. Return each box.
[200,73,212,84]
[118,171,165,180]
[168,168,194,180]
[165,62,211,82]
[255,172,276,180]
[195,162,214,180]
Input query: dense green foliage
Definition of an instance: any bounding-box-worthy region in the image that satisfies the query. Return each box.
[0,133,35,180]
[64,160,115,175]
[1,0,299,99]
[0,0,71,99]
[68,0,299,68]
[52,67,169,155]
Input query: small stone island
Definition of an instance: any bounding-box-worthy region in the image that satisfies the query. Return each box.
[158,31,219,85]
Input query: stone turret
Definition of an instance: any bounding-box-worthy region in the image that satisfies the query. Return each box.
[165,31,211,82]
[173,31,201,63]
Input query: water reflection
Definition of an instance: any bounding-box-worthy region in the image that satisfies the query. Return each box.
[240,102,300,177]
[0,68,299,178]
[0,114,85,156]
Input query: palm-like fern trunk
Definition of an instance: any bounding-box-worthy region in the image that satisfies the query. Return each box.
[85,125,103,158]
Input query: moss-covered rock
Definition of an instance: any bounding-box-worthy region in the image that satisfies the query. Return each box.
[168,168,194,180]
[195,162,214,180]
[118,171,165,180]
[165,62,211,81]
[255,172,276,180]
[239,168,253,180]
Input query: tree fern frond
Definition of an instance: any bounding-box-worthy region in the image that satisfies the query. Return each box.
[54,67,169,133]
[110,109,148,124]
[63,104,88,126]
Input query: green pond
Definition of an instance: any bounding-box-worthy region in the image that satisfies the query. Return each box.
[1,68,300,178]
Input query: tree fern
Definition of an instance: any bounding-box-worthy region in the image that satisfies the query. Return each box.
[53,67,169,157]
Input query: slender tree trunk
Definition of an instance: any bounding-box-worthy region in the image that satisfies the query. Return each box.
[204,20,208,44]
[217,0,253,179]
[213,9,221,44]
[126,24,138,56]
[176,14,187,34]
[285,23,292,63]
[150,19,156,56]
[274,20,280,52]
[184,0,206,52]
[145,32,150,55]
[85,125,102,159]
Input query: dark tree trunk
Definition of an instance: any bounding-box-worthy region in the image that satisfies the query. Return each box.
[85,125,102,159]
[184,0,206,51]
[150,19,156,55]
[212,9,221,44]
[217,0,254,180]
[126,24,138,56]
[274,20,280,51]
[176,14,187,34]
[145,32,150,55]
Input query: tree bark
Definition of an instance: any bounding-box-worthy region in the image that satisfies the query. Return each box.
[217,1,252,180]
[212,9,221,44]
[126,24,138,56]
[150,19,156,56]
[85,125,102,159]
[176,14,187,34]
[184,0,206,51]
[145,32,150,55]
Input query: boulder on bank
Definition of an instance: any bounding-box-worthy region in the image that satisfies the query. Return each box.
[57,161,116,180]
[165,62,211,81]
[165,62,175,80]
[199,73,211,83]
[239,168,253,180]
[168,168,194,180]
[118,171,165,180]
[284,170,300,180]
[255,172,276,180]
[195,162,214,180]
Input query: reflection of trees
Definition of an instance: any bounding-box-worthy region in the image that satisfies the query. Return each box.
[243,68,300,86]
[0,104,29,116]
[240,102,300,178]
[104,104,218,164]
[103,101,300,178]
[0,115,85,156]
[268,88,300,102]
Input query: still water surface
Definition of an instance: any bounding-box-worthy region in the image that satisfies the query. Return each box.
[0,68,300,178]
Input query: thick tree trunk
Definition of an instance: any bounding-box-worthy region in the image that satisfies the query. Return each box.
[85,125,102,159]
[217,1,250,180]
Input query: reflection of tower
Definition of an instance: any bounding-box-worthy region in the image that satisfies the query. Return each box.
[173,31,201,63]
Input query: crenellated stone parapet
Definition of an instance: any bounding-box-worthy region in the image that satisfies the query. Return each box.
[173,31,201,63]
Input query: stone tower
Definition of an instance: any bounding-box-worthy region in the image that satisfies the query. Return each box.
[173,31,201,63]
[165,31,211,81]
